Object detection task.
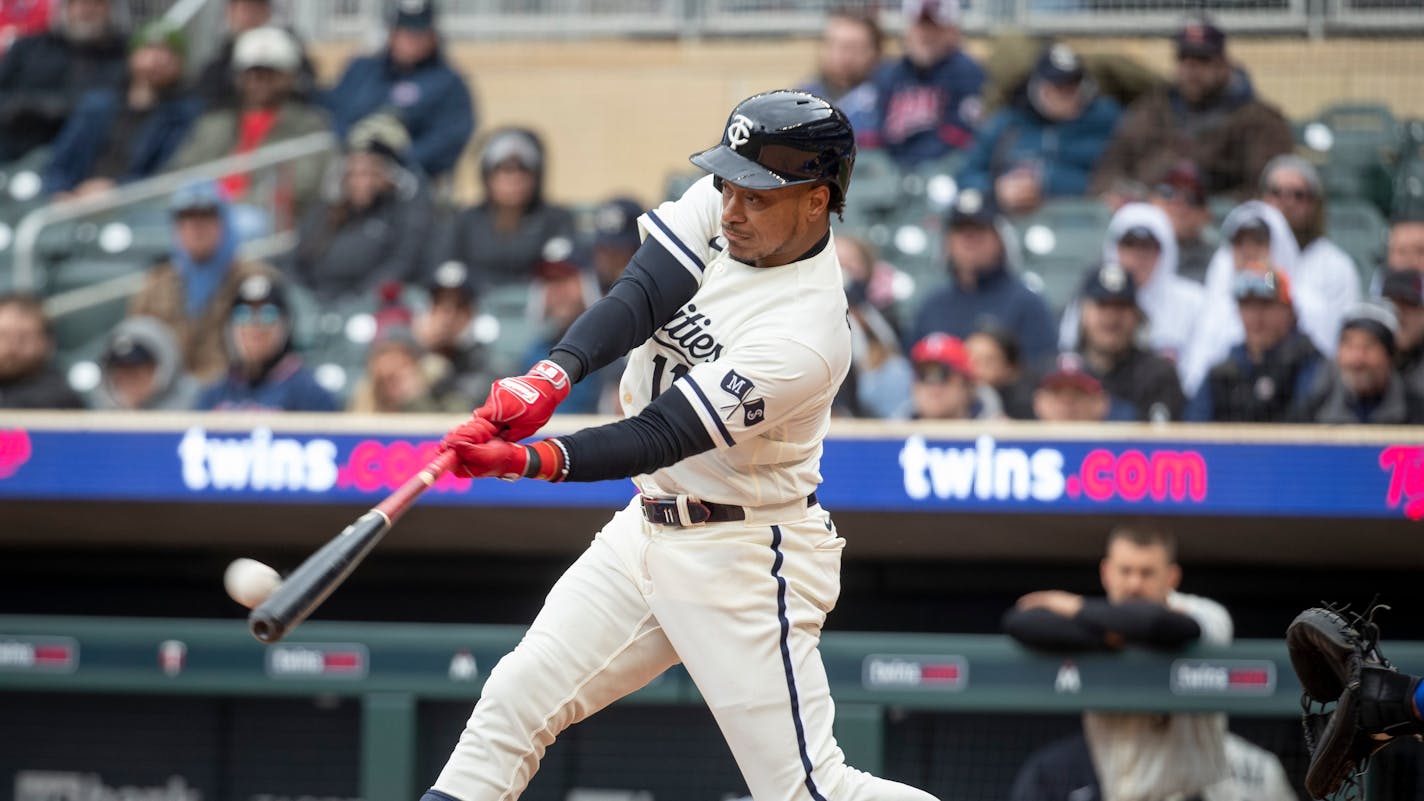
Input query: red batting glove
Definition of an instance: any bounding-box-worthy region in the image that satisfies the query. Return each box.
[446,437,568,482]
[476,360,571,441]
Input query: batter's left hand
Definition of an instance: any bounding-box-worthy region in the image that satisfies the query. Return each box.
[1016,590,1084,618]
[446,437,529,480]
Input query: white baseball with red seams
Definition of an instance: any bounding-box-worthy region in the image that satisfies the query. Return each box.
[431,176,938,801]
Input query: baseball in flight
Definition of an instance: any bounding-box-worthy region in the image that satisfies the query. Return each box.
[223,558,282,609]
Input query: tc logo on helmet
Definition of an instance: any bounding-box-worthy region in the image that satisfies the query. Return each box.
[726,115,754,150]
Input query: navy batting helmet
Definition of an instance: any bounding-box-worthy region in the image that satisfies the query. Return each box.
[690,90,856,209]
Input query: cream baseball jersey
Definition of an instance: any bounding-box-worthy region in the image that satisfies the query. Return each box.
[625,175,852,507]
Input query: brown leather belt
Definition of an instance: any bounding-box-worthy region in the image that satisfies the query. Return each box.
[640,492,819,527]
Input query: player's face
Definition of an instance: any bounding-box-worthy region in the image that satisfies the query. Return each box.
[1100,540,1180,604]
[719,181,829,268]
[1387,222,1424,272]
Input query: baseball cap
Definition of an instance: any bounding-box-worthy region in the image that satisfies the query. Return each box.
[535,236,583,281]
[169,180,224,215]
[1342,302,1400,354]
[429,260,479,303]
[1382,269,1424,307]
[103,333,157,367]
[593,197,644,251]
[347,112,411,160]
[1033,43,1085,86]
[1080,262,1138,305]
[481,128,542,174]
[391,0,437,30]
[232,26,301,73]
[903,0,961,26]
[1175,19,1226,59]
[1153,159,1206,208]
[1233,268,1293,305]
[130,20,187,57]
[911,333,974,381]
[1038,352,1104,395]
[946,188,997,229]
[231,273,289,315]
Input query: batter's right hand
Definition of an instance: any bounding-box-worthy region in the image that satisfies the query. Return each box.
[475,359,572,441]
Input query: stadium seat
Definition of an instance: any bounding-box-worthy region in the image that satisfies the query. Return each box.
[1392,156,1424,221]
[1306,102,1400,214]
[1007,198,1110,313]
[1327,197,1389,282]
[841,148,902,227]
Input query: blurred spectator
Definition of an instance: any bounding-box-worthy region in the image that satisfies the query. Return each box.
[194,0,316,110]
[1187,269,1324,422]
[42,20,200,198]
[979,30,1165,118]
[347,324,471,414]
[862,0,985,168]
[1188,202,1340,394]
[589,195,644,295]
[322,0,475,179]
[1259,154,1361,329]
[1004,525,1235,801]
[196,272,338,411]
[1148,159,1214,284]
[289,113,436,303]
[1092,18,1293,200]
[0,0,126,162]
[1059,203,1204,390]
[841,234,911,419]
[414,260,501,405]
[1304,302,1424,424]
[129,182,277,381]
[798,10,881,135]
[966,326,1034,419]
[89,316,200,410]
[1066,263,1186,421]
[445,127,576,286]
[910,189,1057,363]
[0,292,83,409]
[525,246,606,414]
[958,43,1121,215]
[1382,269,1424,397]
[1385,215,1424,273]
[1031,353,1110,423]
[171,26,330,219]
[0,0,52,57]
[898,332,999,420]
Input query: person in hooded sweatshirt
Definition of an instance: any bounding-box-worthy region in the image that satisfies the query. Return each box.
[956,42,1120,216]
[288,113,436,303]
[196,272,337,412]
[443,126,576,287]
[1059,202,1204,392]
[321,0,474,180]
[129,181,278,382]
[1258,154,1361,333]
[1185,201,1339,394]
[909,188,1057,365]
[90,316,201,411]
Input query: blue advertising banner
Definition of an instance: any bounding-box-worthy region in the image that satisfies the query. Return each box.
[1,422,1423,520]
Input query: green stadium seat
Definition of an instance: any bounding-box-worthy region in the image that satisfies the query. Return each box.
[1307,102,1400,214]
[1392,156,1424,221]
[1327,197,1389,281]
[1009,197,1111,314]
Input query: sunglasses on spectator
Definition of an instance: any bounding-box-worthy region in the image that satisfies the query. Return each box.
[1266,185,1314,202]
[231,303,282,325]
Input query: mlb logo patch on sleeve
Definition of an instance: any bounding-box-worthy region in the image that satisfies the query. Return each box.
[721,370,754,400]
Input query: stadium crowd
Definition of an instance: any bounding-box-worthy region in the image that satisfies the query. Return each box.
[1,0,1423,427]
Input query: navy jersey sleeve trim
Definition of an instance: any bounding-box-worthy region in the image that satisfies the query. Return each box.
[646,209,707,277]
[682,376,736,447]
[550,237,698,383]
[558,389,716,482]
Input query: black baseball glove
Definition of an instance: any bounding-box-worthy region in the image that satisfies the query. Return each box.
[1286,605,1423,799]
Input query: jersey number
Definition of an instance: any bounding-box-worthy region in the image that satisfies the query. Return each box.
[649,354,690,400]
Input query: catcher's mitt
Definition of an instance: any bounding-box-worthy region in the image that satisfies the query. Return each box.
[1286,604,1423,800]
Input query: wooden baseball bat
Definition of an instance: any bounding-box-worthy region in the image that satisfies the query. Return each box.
[247,449,458,644]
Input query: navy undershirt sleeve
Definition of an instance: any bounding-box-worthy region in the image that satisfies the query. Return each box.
[557,387,716,482]
[547,238,698,383]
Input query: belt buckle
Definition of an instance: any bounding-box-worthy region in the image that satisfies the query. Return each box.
[643,495,710,527]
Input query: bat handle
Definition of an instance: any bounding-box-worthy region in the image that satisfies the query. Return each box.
[373,449,459,523]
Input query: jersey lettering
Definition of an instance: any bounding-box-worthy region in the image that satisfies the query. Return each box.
[653,303,724,363]
[649,354,690,400]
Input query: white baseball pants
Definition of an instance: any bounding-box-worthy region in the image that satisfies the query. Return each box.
[429,497,939,801]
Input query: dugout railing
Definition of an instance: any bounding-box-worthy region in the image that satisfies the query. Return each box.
[4,614,1416,800]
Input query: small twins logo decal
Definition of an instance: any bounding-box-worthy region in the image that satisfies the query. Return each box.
[726,114,754,150]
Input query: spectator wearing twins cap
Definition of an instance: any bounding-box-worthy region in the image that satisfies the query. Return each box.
[1186,269,1325,422]
[898,332,1001,420]
[1302,302,1424,424]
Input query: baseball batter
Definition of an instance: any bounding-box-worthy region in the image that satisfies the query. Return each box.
[422,91,940,801]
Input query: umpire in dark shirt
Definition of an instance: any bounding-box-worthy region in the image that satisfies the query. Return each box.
[1066,262,1185,421]
[1187,269,1323,422]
